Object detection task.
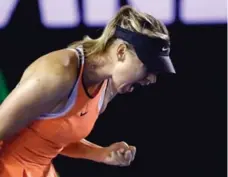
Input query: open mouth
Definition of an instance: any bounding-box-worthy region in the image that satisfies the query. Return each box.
[119,83,142,94]
[118,78,155,94]
[132,83,142,89]
[121,84,134,93]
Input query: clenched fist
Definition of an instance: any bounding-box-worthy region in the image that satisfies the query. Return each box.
[100,141,136,166]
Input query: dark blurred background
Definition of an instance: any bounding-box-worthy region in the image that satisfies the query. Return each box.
[0,0,227,177]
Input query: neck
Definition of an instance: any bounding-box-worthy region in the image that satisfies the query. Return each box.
[83,53,114,88]
[107,78,118,101]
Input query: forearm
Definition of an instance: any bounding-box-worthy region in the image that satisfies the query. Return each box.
[60,139,104,162]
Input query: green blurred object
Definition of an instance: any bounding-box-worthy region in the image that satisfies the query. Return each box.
[0,71,60,174]
[0,71,9,102]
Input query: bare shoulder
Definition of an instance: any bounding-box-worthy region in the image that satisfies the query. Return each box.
[0,49,80,140]
[19,49,79,87]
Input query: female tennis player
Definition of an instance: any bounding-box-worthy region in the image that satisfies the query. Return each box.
[0,5,175,177]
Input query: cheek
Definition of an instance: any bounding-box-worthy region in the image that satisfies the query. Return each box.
[112,67,132,84]
[113,64,144,84]
[112,55,145,85]
[134,69,145,80]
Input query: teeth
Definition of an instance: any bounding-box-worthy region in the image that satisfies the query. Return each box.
[130,86,134,92]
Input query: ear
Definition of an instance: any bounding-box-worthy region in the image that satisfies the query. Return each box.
[116,43,127,62]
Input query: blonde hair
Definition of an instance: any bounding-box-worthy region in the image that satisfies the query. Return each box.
[68,5,169,58]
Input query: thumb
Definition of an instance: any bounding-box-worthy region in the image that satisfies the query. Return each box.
[108,141,129,152]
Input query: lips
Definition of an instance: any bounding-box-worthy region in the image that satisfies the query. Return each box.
[119,84,134,93]
[117,78,156,94]
[123,85,133,93]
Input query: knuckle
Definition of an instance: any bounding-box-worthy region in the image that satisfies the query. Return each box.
[120,141,129,148]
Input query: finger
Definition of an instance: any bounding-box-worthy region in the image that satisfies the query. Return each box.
[124,150,132,163]
[116,151,128,166]
[110,141,129,151]
[129,146,136,161]
[117,150,125,159]
[117,148,125,154]
[117,150,131,166]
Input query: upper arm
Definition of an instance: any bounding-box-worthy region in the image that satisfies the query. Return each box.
[0,49,78,140]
